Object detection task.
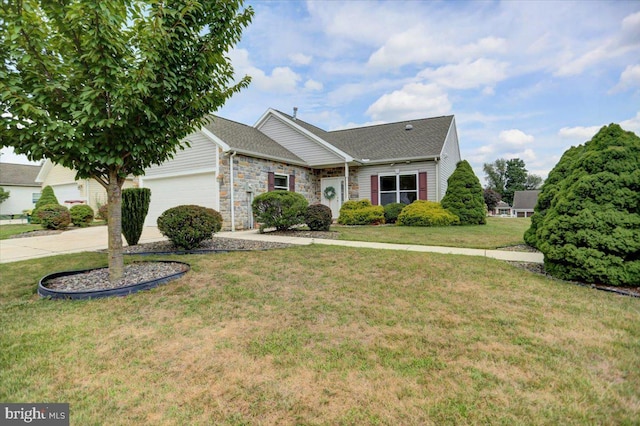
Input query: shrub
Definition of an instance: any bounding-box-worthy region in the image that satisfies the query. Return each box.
[32,185,60,224]
[527,124,640,286]
[383,202,406,224]
[337,199,385,225]
[252,191,308,232]
[441,160,486,225]
[122,188,151,246]
[397,200,459,227]
[157,205,223,250]
[37,204,71,230]
[97,204,109,222]
[69,204,94,227]
[305,203,333,231]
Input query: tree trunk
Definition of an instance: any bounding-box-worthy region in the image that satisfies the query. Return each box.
[106,171,124,282]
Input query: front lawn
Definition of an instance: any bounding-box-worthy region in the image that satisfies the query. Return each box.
[1,246,638,424]
[334,216,532,249]
[0,223,42,239]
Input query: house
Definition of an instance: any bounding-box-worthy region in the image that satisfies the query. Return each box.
[512,190,540,218]
[491,200,513,217]
[35,161,136,212]
[141,108,462,230]
[0,163,41,217]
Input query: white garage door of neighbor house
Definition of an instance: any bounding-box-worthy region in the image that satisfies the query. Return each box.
[144,173,218,227]
[54,183,82,205]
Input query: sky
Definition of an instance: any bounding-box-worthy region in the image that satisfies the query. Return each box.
[3,0,639,184]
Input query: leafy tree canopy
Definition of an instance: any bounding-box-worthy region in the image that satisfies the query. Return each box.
[527,124,640,286]
[0,0,253,281]
[441,160,486,225]
[483,157,543,205]
[483,188,501,211]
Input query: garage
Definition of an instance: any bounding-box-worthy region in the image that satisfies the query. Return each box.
[142,172,219,227]
[53,183,83,205]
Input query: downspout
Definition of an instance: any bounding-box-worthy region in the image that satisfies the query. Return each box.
[344,162,350,202]
[229,151,237,231]
[435,157,440,201]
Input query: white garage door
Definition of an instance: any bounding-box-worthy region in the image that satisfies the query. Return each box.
[54,183,83,205]
[143,173,218,227]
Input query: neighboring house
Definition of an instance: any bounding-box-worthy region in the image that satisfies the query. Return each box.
[0,163,41,216]
[142,108,462,230]
[491,200,513,217]
[512,190,541,218]
[36,161,136,212]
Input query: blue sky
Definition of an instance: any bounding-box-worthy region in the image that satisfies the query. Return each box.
[3,0,639,183]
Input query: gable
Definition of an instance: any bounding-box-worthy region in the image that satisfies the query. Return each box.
[512,190,541,210]
[144,132,218,178]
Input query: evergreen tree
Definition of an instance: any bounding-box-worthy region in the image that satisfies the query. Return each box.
[530,124,640,286]
[121,188,151,246]
[442,160,486,225]
[32,185,60,224]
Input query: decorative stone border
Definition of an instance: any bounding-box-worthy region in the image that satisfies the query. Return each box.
[38,261,190,300]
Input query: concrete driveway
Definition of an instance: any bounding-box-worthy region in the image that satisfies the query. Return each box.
[0,226,166,263]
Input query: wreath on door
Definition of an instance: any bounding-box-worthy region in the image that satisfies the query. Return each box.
[323,186,337,201]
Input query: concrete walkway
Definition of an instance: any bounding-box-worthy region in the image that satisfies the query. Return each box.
[1,226,543,264]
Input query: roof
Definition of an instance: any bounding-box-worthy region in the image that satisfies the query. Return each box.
[203,116,304,164]
[276,111,454,162]
[496,201,511,208]
[0,163,41,187]
[512,190,541,210]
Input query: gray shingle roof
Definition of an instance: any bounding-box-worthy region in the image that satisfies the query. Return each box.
[0,163,41,187]
[203,116,304,164]
[276,111,454,161]
[512,190,541,210]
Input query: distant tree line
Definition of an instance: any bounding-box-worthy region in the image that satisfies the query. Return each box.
[483,158,543,207]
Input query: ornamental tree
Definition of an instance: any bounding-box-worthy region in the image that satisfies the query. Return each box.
[528,124,640,286]
[1,0,253,282]
[441,160,486,225]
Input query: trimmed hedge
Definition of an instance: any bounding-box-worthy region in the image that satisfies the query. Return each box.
[37,204,71,230]
[337,199,385,225]
[383,202,406,224]
[397,200,459,227]
[122,188,151,246]
[305,203,333,231]
[252,191,308,232]
[157,205,223,250]
[69,204,94,227]
[32,185,59,224]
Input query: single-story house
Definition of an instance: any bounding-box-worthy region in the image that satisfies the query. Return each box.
[141,108,462,230]
[490,200,513,217]
[512,190,540,218]
[0,163,42,217]
[36,161,136,212]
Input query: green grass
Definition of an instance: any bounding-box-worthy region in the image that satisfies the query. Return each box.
[334,216,532,249]
[1,246,639,425]
[0,223,42,239]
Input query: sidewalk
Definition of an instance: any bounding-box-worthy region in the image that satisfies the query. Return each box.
[1,226,544,264]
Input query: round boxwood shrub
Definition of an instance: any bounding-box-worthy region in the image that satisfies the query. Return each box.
[37,204,71,230]
[527,124,640,286]
[305,203,333,231]
[32,185,60,224]
[383,202,406,224]
[157,205,223,250]
[337,199,385,225]
[397,200,459,227]
[252,191,308,232]
[69,204,94,227]
[441,160,486,225]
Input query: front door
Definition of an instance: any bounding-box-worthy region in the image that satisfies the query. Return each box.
[321,177,345,219]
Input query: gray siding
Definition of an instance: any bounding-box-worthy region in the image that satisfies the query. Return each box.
[358,161,437,203]
[438,122,462,200]
[258,116,344,167]
[144,132,218,177]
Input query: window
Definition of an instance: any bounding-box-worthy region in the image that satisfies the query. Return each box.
[32,193,41,204]
[273,173,289,191]
[379,173,418,206]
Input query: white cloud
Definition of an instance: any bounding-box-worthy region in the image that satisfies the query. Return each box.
[366,83,452,122]
[418,58,508,90]
[499,129,534,146]
[304,79,323,91]
[610,64,640,93]
[621,112,640,134]
[558,126,601,140]
[229,49,301,93]
[289,53,312,65]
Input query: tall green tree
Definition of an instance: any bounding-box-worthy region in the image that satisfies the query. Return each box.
[441,160,486,225]
[1,0,253,282]
[503,158,527,205]
[483,158,507,194]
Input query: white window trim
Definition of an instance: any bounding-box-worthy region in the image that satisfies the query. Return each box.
[274,173,289,191]
[378,171,419,205]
